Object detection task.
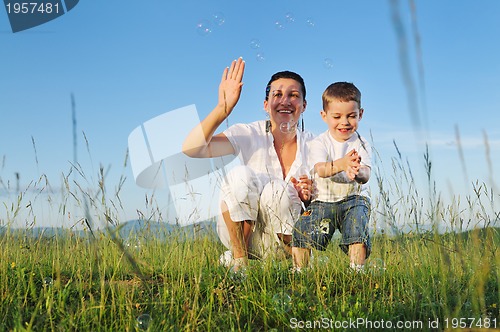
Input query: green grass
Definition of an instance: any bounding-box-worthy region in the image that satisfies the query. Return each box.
[0,225,498,331]
[1,139,499,331]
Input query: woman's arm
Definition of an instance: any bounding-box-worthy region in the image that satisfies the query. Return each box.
[182,106,235,158]
[182,58,245,158]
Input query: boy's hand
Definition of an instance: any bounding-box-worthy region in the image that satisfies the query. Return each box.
[291,175,312,202]
[342,149,361,181]
[345,165,359,181]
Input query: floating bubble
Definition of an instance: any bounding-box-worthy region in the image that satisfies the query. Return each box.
[316,255,329,264]
[367,258,386,275]
[125,239,142,252]
[43,277,53,287]
[212,12,225,26]
[250,38,261,49]
[229,265,247,282]
[279,121,296,134]
[272,292,292,313]
[136,313,152,330]
[274,20,284,30]
[306,18,315,27]
[196,19,212,36]
[323,58,334,69]
[285,12,295,24]
[296,165,311,179]
[256,52,266,62]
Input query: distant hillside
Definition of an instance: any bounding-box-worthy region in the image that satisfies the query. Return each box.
[443,226,500,243]
[0,219,218,242]
[0,226,89,238]
[114,219,218,241]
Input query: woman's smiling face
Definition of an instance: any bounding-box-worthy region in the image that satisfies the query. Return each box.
[264,78,306,131]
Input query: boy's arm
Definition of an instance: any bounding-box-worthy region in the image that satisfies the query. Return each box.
[314,159,346,178]
[314,149,359,178]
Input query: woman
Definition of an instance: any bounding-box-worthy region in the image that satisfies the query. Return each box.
[182,57,313,270]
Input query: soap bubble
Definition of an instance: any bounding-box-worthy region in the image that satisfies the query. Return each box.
[375,226,386,236]
[272,292,292,313]
[279,121,296,134]
[136,313,152,330]
[212,12,225,26]
[274,20,284,30]
[316,255,329,264]
[323,58,334,69]
[250,38,261,49]
[367,258,386,275]
[285,12,295,24]
[256,52,266,62]
[43,277,53,287]
[229,265,247,282]
[125,239,141,252]
[196,19,212,36]
[306,18,315,27]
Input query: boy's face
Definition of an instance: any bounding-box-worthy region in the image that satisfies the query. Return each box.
[321,99,363,142]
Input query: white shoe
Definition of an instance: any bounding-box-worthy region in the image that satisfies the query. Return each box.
[219,250,248,275]
[349,263,365,274]
[219,250,233,267]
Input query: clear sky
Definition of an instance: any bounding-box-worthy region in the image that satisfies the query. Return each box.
[1,0,499,229]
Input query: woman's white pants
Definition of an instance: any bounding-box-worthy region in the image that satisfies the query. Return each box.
[217,165,303,259]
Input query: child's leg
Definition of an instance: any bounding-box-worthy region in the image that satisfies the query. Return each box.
[348,243,366,266]
[338,196,371,270]
[292,246,311,268]
[291,201,333,269]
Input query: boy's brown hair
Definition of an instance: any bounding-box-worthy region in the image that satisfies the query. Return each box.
[322,82,361,111]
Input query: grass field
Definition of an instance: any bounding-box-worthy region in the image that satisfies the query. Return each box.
[1,144,499,331]
[0,224,498,331]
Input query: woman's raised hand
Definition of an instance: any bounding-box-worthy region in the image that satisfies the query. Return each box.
[218,57,245,117]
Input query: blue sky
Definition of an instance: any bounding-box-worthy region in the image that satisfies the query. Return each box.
[1,0,499,229]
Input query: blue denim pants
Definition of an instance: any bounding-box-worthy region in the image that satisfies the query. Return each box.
[292,195,371,257]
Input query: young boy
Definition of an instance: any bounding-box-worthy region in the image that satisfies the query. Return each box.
[292,82,371,271]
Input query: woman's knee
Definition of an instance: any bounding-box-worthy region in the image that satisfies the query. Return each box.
[260,180,294,205]
[224,166,260,197]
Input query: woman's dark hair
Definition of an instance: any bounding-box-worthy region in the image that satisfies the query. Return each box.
[265,71,306,101]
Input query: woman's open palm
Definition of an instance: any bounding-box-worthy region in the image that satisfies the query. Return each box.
[218,58,245,116]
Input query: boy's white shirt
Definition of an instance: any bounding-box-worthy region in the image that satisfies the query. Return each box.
[308,130,371,203]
